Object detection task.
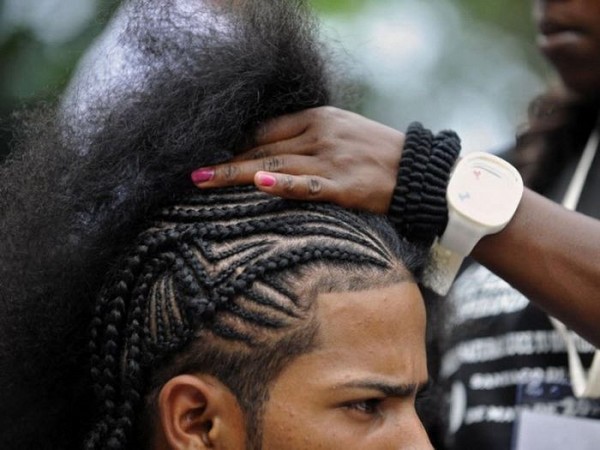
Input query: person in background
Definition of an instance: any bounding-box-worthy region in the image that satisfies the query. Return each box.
[192,0,600,448]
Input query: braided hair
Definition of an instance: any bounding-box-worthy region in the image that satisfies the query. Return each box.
[0,1,426,449]
[85,186,425,450]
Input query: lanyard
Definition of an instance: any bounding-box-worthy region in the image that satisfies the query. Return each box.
[549,128,600,398]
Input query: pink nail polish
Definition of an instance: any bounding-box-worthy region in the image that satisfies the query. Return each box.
[191,168,214,184]
[257,173,277,187]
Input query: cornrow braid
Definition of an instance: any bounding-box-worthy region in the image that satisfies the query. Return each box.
[86,187,424,450]
[0,1,429,447]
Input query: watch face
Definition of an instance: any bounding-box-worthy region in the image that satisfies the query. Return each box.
[447,152,523,228]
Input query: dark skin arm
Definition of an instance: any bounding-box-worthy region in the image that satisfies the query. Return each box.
[475,189,600,346]
[193,106,600,347]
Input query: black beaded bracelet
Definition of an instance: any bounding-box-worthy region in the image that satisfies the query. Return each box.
[388,122,461,245]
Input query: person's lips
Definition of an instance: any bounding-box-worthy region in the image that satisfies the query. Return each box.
[537,20,586,53]
[539,20,583,36]
[539,21,584,44]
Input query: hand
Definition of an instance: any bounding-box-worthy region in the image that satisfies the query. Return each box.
[191,106,404,214]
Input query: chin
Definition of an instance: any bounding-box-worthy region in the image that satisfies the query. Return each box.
[543,50,600,98]
[558,69,600,99]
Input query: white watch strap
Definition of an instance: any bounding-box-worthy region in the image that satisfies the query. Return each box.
[422,152,523,295]
[423,242,464,295]
[438,210,484,256]
[424,208,484,295]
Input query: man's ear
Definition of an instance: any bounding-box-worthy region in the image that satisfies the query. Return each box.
[157,374,247,450]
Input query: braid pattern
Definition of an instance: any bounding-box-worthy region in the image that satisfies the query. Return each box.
[86,187,407,450]
[0,0,416,448]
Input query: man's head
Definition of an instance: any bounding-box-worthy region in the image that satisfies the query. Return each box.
[0,1,431,449]
[87,187,431,450]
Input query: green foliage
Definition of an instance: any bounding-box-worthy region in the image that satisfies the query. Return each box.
[310,0,365,15]
[0,0,547,157]
[454,0,548,75]
[0,0,120,156]
[460,0,534,34]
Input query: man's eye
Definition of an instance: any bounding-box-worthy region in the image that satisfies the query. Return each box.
[345,399,383,415]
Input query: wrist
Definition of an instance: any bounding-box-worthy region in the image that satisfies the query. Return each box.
[381,130,406,213]
[425,151,524,294]
[388,123,461,246]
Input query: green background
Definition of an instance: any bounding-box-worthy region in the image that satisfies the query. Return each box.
[0,0,550,157]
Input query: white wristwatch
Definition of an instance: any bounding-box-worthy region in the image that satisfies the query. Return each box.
[424,151,524,295]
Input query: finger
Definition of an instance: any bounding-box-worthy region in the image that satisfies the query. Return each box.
[232,135,313,162]
[192,154,320,188]
[255,108,319,145]
[254,171,337,202]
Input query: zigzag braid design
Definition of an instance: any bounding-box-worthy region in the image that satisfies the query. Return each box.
[243,284,301,318]
[261,275,302,307]
[86,188,413,450]
[166,199,394,263]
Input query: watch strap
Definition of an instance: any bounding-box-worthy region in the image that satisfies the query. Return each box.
[439,209,485,255]
[423,213,486,295]
[424,152,523,294]
[423,243,465,296]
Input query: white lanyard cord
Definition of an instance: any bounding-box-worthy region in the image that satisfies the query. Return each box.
[549,128,600,398]
[562,130,600,210]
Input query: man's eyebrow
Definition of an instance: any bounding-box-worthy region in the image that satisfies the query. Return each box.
[334,379,430,397]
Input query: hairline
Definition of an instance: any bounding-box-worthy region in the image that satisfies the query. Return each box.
[141,263,414,448]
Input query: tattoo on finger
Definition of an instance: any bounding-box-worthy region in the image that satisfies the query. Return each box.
[308,178,322,196]
[221,165,241,181]
[263,156,283,172]
[283,175,294,192]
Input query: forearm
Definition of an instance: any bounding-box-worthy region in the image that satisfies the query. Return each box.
[472,188,600,346]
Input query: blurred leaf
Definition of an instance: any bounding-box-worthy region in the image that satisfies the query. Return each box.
[456,0,534,38]
[310,0,365,15]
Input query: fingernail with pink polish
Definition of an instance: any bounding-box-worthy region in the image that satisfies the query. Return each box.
[257,173,277,187]
[191,168,215,184]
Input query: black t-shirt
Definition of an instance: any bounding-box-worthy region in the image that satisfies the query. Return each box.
[437,142,600,450]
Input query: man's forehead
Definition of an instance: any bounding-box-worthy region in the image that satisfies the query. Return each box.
[315,282,424,332]
[312,283,426,364]
[267,282,428,398]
